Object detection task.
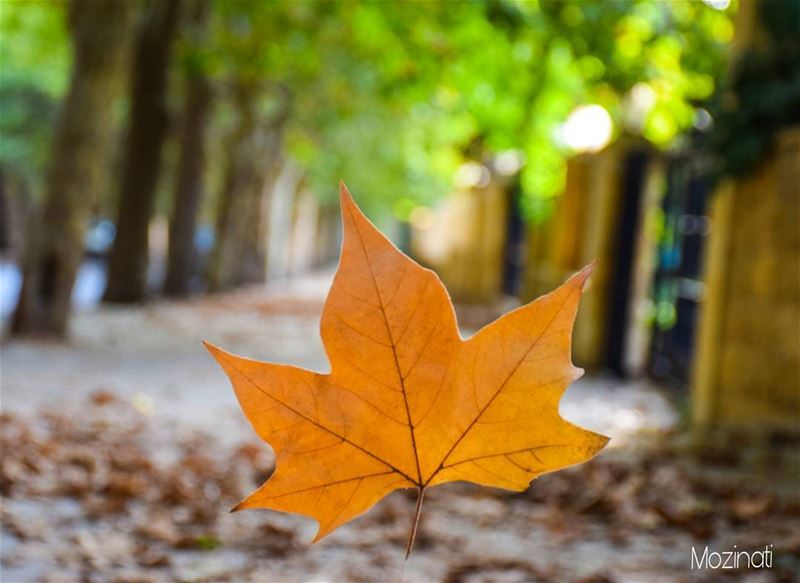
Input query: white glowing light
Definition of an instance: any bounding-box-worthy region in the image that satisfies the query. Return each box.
[703,0,730,10]
[561,104,613,153]
[455,161,491,189]
[623,82,657,131]
[494,149,525,176]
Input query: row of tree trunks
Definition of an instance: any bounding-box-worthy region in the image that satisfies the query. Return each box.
[164,0,212,297]
[103,0,181,304]
[11,0,294,334]
[12,0,135,337]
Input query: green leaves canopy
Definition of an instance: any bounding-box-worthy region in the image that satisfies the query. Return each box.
[0,0,734,221]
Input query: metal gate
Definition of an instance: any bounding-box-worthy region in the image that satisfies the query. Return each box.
[648,148,713,386]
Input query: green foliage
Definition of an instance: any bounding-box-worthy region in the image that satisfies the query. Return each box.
[0,0,69,96]
[0,1,69,190]
[279,0,735,223]
[0,0,735,223]
[708,0,800,179]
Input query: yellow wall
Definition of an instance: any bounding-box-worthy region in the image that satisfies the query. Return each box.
[522,141,661,372]
[692,128,800,428]
[411,179,509,304]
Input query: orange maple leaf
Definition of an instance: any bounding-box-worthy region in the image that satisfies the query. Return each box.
[205,183,609,555]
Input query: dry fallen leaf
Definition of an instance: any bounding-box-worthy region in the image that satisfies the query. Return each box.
[205,183,609,555]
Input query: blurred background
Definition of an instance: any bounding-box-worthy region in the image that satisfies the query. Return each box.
[1,0,798,581]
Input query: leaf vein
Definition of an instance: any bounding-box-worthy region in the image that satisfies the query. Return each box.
[425,287,578,485]
[215,351,416,483]
[260,471,395,501]
[348,202,423,485]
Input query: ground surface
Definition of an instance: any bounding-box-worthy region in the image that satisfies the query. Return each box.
[1,274,798,582]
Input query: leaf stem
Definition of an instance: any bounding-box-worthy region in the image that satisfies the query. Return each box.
[405,486,426,559]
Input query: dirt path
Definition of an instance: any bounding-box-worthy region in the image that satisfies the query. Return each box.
[1,272,677,444]
[5,274,795,582]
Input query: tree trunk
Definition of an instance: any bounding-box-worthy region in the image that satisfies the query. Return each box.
[164,0,211,297]
[237,126,286,285]
[103,0,181,304]
[12,0,134,337]
[266,161,305,280]
[207,84,290,291]
[207,85,258,291]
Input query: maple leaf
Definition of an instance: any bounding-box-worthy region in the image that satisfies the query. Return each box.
[205,183,609,556]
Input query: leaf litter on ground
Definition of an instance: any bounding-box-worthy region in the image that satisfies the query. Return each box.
[1,390,798,582]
